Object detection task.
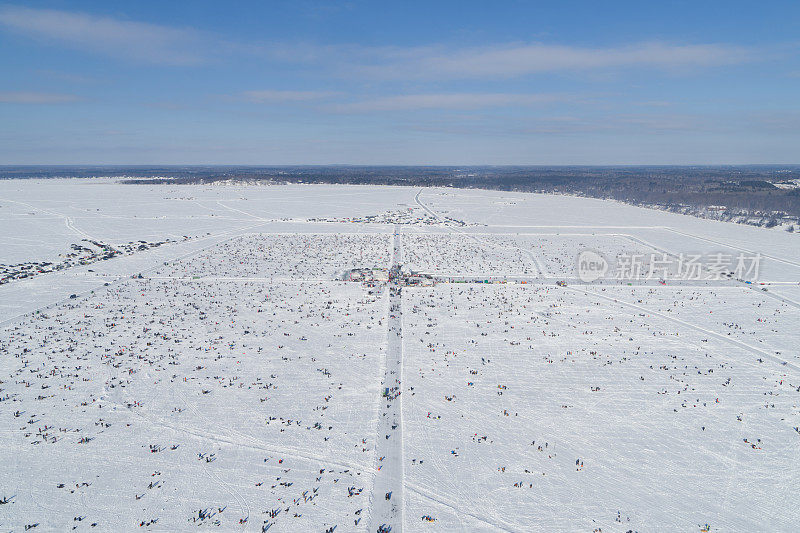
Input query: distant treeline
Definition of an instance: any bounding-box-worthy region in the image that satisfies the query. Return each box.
[3,165,800,217]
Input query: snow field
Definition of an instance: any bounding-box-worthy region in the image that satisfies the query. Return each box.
[1,276,388,531]
[401,284,800,531]
[2,181,800,532]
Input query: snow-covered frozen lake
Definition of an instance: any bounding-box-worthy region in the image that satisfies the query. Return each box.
[1,179,799,532]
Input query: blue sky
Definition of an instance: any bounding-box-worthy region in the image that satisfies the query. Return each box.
[1,1,799,164]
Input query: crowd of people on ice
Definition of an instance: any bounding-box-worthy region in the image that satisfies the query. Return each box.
[2,230,797,530]
[157,233,391,280]
[1,233,399,530]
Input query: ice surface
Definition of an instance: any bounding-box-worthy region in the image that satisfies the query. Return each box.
[1,180,799,532]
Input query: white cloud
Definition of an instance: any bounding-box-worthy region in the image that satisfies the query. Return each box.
[0,91,80,103]
[331,93,567,112]
[353,42,756,79]
[239,90,339,103]
[0,5,204,65]
[0,5,761,79]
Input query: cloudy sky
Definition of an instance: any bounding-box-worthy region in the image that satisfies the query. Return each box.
[1,1,798,164]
